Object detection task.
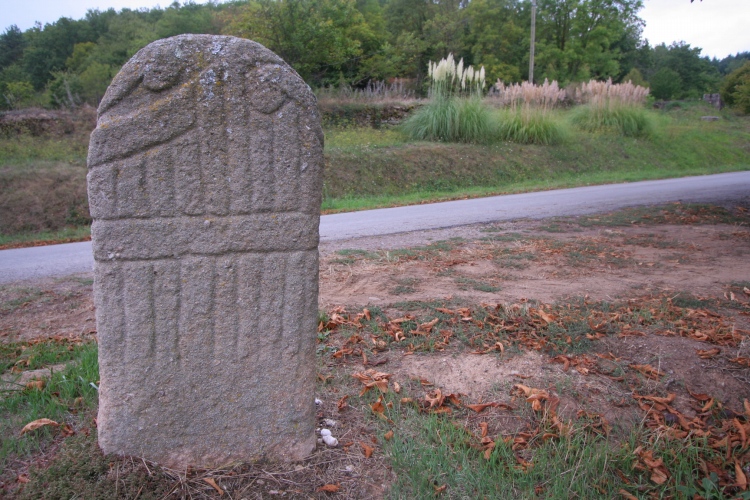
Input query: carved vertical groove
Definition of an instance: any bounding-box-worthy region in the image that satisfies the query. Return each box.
[122,262,156,365]
[174,135,203,215]
[213,255,239,360]
[248,111,274,211]
[228,73,251,213]
[200,71,230,215]
[153,260,180,366]
[147,145,176,217]
[236,253,263,362]
[273,102,301,211]
[178,256,216,366]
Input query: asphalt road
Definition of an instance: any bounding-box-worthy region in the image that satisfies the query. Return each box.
[2,171,748,284]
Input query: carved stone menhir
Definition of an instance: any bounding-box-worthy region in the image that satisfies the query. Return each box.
[87,35,323,468]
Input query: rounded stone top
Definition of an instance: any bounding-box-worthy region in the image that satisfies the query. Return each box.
[98,35,316,118]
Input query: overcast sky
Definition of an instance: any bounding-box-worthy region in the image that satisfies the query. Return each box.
[1,0,748,60]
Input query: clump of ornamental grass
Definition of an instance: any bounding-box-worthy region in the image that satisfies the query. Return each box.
[402,54,493,143]
[491,79,568,145]
[570,78,657,138]
[492,79,567,109]
[495,106,567,145]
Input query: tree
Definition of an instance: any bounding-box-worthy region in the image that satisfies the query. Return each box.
[622,67,646,87]
[650,42,719,98]
[21,17,98,90]
[223,0,380,87]
[0,25,26,70]
[155,1,217,38]
[721,61,750,113]
[2,80,34,109]
[534,0,644,84]
[649,67,681,100]
[464,0,526,83]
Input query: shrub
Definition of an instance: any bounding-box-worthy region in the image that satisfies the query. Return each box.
[491,79,567,109]
[570,104,656,138]
[570,78,655,138]
[402,95,495,144]
[496,107,566,145]
[489,79,567,145]
[402,54,494,143]
[720,61,750,114]
[575,78,649,107]
[650,68,682,101]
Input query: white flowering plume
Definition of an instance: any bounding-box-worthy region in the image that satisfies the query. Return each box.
[428,53,486,99]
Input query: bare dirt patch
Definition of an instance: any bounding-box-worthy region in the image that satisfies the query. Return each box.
[0,275,95,342]
[320,217,750,307]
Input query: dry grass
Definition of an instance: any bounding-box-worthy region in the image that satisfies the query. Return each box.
[315,80,417,107]
[491,79,567,110]
[574,78,650,108]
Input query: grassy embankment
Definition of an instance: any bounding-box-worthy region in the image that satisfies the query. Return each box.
[0,101,748,247]
[323,102,749,212]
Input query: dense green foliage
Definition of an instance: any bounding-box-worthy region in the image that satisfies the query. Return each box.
[1,0,748,110]
[721,62,750,114]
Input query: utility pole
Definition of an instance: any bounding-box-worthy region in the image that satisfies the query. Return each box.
[529,0,537,84]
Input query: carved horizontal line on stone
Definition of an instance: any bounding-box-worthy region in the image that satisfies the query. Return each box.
[92,248,318,263]
[87,85,197,168]
[91,213,319,261]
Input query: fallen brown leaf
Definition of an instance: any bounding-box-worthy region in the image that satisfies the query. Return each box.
[21,418,58,435]
[24,379,45,391]
[618,489,638,500]
[360,442,374,458]
[737,459,748,491]
[630,364,664,380]
[317,484,341,493]
[697,348,721,359]
[371,396,385,414]
[650,468,668,485]
[337,395,349,411]
[203,477,224,496]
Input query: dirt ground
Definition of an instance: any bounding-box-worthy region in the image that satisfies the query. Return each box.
[2,202,750,498]
[315,204,750,438]
[3,204,748,345]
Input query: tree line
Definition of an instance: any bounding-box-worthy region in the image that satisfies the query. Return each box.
[0,0,748,110]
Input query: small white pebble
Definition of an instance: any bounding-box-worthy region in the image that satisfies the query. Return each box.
[322,435,338,447]
[320,428,332,437]
[322,418,337,427]
[315,398,322,406]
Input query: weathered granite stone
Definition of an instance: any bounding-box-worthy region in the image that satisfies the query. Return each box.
[87,35,323,468]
